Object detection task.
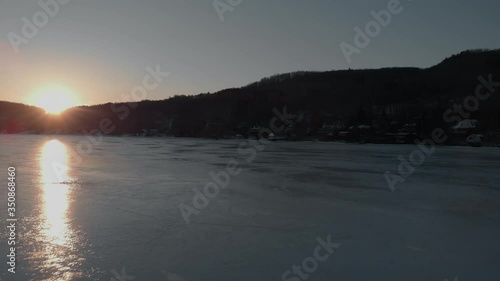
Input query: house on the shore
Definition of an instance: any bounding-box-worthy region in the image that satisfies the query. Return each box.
[451,119,479,144]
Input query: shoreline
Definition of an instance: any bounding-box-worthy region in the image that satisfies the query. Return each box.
[2,133,499,148]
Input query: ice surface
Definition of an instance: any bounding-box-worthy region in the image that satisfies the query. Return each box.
[0,135,499,281]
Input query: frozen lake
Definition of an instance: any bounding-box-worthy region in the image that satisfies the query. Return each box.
[1,135,500,281]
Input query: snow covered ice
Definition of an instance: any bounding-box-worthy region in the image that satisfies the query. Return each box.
[1,135,499,281]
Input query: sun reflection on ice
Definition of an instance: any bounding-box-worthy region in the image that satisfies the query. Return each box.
[40,139,72,245]
[37,139,85,280]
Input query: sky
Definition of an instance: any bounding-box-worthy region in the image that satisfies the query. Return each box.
[1,0,499,107]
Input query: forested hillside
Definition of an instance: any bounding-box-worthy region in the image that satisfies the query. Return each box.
[1,49,500,143]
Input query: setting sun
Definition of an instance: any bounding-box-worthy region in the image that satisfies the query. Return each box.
[31,85,79,114]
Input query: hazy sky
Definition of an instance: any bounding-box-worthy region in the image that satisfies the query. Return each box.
[1,0,499,106]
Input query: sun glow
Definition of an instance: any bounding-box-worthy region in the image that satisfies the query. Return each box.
[31,85,79,114]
